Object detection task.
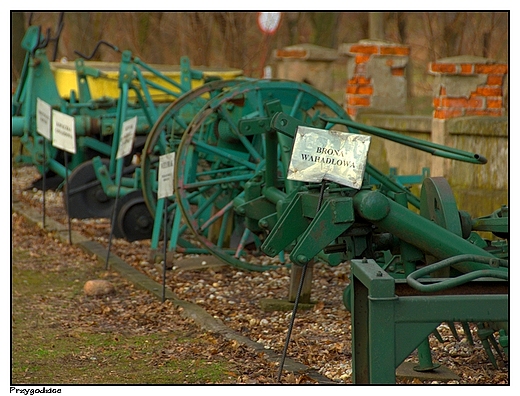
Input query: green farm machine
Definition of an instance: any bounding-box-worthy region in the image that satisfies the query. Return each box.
[12,21,241,239]
[12,19,508,384]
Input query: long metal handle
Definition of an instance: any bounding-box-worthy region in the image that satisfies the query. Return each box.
[406,254,508,292]
[320,116,487,165]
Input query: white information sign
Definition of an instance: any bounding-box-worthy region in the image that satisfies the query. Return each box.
[117,116,138,159]
[158,152,176,199]
[287,126,371,189]
[52,110,76,154]
[36,98,52,140]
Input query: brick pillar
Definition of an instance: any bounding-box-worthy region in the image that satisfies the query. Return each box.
[429,56,508,176]
[340,40,410,119]
[272,43,338,93]
[430,56,508,119]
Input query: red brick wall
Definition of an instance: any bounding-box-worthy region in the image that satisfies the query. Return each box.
[430,61,508,119]
[344,43,410,118]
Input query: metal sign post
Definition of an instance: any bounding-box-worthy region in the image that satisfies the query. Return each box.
[257,12,281,78]
[277,126,371,382]
[36,98,52,228]
[158,152,175,302]
[51,109,76,244]
[106,116,137,269]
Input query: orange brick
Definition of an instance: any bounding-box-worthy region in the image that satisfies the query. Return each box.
[439,86,447,96]
[433,97,441,108]
[465,108,503,116]
[460,64,474,74]
[474,64,508,74]
[487,74,504,86]
[349,44,379,54]
[430,63,456,73]
[391,67,405,76]
[346,106,357,117]
[434,108,463,119]
[347,95,370,106]
[357,85,374,95]
[487,97,503,108]
[356,54,371,64]
[442,97,484,108]
[346,85,358,94]
[475,86,502,96]
[357,76,371,85]
[348,77,358,85]
[380,46,410,56]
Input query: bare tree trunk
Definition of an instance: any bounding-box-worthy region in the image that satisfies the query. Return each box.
[443,12,465,57]
[423,12,438,61]
[11,12,26,84]
[369,12,385,40]
[285,12,301,45]
[62,13,107,61]
[309,12,339,48]
[396,12,407,43]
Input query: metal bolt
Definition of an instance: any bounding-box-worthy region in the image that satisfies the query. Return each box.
[297,255,308,264]
[376,271,383,277]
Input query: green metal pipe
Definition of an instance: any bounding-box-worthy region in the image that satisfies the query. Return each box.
[12,117,25,137]
[264,129,278,189]
[407,254,508,292]
[262,186,287,207]
[352,190,505,274]
[365,164,420,209]
[321,116,487,165]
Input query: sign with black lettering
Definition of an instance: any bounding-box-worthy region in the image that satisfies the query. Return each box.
[36,98,52,140]
[52,110,76,154]
[158,152,175,199]
[117,116,137,159]
[287,126,371,189]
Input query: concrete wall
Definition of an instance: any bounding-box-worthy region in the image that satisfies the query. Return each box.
[359,114,508,219]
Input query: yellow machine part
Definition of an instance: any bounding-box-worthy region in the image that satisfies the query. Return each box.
[51,61,243,102]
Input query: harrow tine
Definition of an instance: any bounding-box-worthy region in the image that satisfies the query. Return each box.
[477,323,501,368]
[432,328,444,343]
[447,321,461,341]
[461,322,474,346]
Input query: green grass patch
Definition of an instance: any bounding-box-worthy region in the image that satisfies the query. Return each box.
[11,223,238,384]
[12,330,234,384]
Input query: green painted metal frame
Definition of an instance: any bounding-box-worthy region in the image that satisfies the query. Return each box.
[12,25,217,203]
[350,258,508,384]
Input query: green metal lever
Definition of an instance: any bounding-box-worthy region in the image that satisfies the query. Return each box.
[319,115,487,165]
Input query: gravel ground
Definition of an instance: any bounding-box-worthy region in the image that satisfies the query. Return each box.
[11,165,509,384]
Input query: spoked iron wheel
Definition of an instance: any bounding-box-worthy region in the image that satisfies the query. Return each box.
[140,78,251,217]
[174,79,352,270]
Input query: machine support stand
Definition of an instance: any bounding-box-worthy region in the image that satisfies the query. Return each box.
[288,262,314,304]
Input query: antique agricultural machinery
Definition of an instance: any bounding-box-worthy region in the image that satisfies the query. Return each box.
[244,112,508,382]
[140,77,507,382]
[12,22,242,239]
[12,20,508,384]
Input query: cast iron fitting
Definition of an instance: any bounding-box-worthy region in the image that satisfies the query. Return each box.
[353,190,390,222]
